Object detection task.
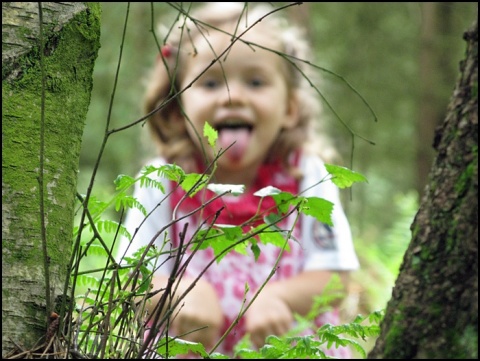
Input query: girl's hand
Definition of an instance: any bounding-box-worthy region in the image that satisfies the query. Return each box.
[244,286,294,349]
[171,278,223,350]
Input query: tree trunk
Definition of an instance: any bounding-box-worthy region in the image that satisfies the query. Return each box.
[368,16,478,359]
[2,2,100,356]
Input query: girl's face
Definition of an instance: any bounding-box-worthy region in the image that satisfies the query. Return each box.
[179,25,299,174]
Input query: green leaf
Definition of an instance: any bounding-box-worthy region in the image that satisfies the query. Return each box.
[194,225,244,263]
[301,197,334,226]
[94,220,132,240]
[141,164,185,183]
[181,173,208,196]
[253,217,291,252]
[324,163,368,188]
[257,228,290,252]
[250,241,261,261]
[139,176,165,193]
[114,194,147,216]
[156,337,208,358]
[160,164,186,183]
[114,174,136,191]
[271,192,302,214]
[204,122,218,148]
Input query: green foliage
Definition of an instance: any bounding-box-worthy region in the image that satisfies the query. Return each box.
[68,139,380,358]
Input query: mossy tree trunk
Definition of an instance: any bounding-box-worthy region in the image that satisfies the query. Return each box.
[2,2,100,356]
[368,17,478,359]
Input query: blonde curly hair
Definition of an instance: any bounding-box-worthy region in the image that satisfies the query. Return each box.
[143,2,336,176]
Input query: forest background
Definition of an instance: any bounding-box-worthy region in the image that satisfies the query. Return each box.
[76,1,477,336]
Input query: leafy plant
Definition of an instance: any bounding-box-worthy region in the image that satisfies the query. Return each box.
[63,121,380,359]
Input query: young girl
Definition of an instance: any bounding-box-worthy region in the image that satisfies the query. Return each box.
[118,2,359,358]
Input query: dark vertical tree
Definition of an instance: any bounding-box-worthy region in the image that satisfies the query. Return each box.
[369,15,478,359]
[2,2,100,356]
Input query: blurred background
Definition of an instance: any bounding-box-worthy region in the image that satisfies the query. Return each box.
[76,1,477,343]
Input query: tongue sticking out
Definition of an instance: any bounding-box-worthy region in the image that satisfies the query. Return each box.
[218,127,251,162]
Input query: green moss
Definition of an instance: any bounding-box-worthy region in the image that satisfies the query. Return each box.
[459,325,478,358]
[3,3,100,285]
[411,255,421,269]
[455,161,475,194]
[383,311,405,356]
[420,247,431,261]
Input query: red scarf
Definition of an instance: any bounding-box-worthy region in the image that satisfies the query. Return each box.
[170,154,300,241]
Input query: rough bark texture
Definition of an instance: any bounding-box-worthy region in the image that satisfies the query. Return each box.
[368,17,478,359]
[2,2,100,356]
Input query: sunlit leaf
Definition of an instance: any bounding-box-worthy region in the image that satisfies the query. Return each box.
[204,122,218,148]
[181,173,208,196]
[156,337,208,358]
[253,186,282,197]
[324,163,368,188]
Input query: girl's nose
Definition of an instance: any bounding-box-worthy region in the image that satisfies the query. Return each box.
[218,80,246,107]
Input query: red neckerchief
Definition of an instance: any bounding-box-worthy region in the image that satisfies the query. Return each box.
[169,152,300,244]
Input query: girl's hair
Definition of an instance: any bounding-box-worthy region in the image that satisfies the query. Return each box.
[143,2,337,176]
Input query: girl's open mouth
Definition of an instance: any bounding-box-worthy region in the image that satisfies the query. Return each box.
[215,123,253,162]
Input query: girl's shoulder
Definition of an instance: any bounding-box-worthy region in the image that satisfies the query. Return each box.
[298,151,328,177]
[140,155,170,169]
[298,151,339,200]
[132,156,172,193]
[134,156,173,178]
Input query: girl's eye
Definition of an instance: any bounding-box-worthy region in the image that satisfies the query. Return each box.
[249,77,265,88]
[202,78,219,89]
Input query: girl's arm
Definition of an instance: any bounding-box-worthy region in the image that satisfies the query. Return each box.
[263,269,350,315]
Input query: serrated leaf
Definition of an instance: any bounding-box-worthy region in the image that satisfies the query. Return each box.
[258,228,290,251]
[301,197,334,226]
[204,122,218,148]
[194,226,243,263]
[253,218,291,252]
[271,192,301,214]
[324,164,368,188]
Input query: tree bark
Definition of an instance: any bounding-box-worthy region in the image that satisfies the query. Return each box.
[369,15,478,359]
[2,2,100,356]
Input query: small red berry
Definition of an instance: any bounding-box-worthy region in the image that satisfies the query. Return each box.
[161,44,172,58]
